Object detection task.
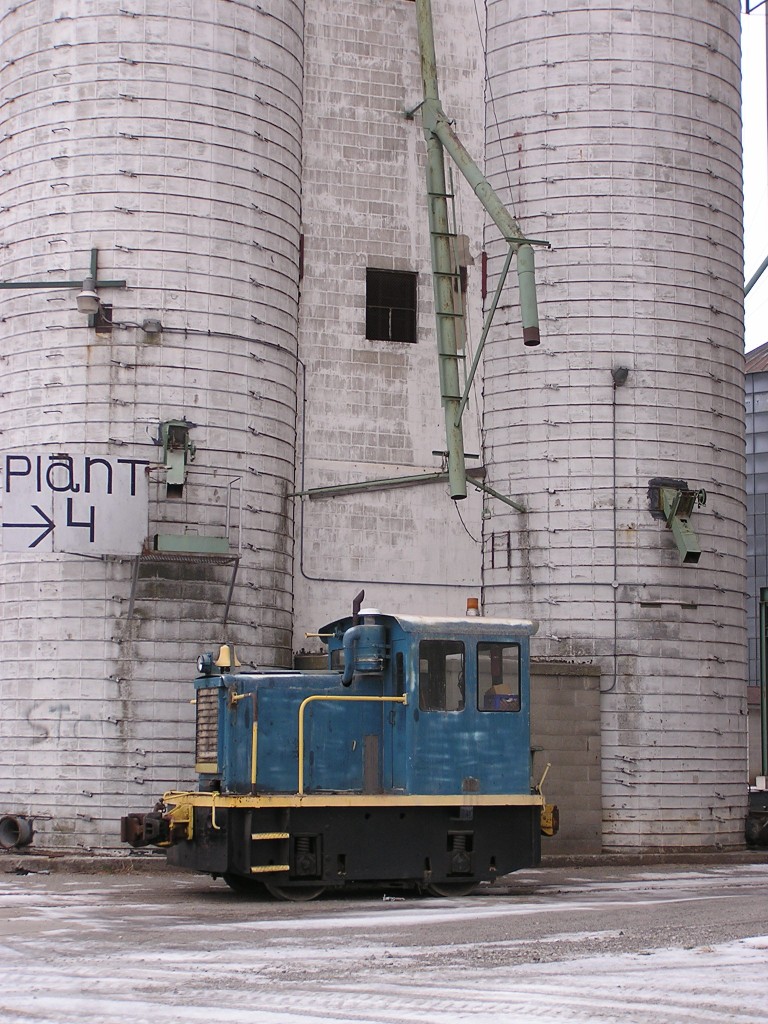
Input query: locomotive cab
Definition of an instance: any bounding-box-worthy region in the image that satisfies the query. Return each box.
[321,609,535,798]
[121,608,557,898]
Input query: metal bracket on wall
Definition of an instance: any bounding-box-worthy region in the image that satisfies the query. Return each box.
[647,477,706,565]
[159,419,197,496]
[126,550,240,625]
[0,247,127,328]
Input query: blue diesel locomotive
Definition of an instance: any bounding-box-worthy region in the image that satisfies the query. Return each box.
[122,602,558,898]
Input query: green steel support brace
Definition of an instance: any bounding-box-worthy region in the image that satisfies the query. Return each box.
[291,466,487,500]
[457,244,515,424]
[470,479,526,514]
[0,248,127,326]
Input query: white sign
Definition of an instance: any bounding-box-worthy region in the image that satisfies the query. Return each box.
[1,453,150,555]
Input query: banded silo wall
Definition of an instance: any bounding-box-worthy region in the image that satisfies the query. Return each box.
[0,0,303,850]
[482,1,747,849]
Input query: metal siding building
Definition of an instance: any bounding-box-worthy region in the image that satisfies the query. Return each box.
[746,345,768,783]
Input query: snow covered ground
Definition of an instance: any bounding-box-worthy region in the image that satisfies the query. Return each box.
[0,863,766,1023]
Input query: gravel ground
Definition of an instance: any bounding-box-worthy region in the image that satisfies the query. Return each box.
[0,861,766,1022]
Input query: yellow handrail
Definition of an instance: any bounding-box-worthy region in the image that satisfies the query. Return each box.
[251,721,258,788]
[297,694,408,795]
[230,691,259,788]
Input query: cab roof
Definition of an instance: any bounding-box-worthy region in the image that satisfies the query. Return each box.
[319,612,538,644]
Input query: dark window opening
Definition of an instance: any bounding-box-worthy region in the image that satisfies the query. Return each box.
[478,642,521,712]
[366,269,417,343]
[419,639,465,711]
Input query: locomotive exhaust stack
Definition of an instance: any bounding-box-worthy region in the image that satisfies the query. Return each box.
[340,614,387,686]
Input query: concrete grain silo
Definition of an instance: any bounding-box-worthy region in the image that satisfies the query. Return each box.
[481,0,746,849]
[0,0,749,859]
[0,1,303,850]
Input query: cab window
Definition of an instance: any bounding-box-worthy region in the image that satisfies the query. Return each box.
[478,642,520,712]
[419,640,465,711]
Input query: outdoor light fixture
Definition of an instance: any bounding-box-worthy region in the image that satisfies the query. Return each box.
[0,248,127,327]
[141,318,162,335]
[611,366,629,387]
[75,278,101,315]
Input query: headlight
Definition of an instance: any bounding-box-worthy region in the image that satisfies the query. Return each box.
[196,652,214,676]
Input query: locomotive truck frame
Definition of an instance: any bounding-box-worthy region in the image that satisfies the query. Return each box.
[122,606,558,899]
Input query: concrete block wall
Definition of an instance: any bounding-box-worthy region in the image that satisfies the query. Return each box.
[293,0,486,641]
[531,662,603,856]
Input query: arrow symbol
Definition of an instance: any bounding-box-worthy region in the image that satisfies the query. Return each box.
[2,504,56,548]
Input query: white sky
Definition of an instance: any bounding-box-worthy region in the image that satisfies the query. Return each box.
[743,6,768,352]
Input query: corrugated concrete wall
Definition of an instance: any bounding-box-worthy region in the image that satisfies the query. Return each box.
[0,0,302,849]
[482,0,747,850]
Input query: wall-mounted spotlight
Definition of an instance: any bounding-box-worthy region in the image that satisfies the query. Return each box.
[611,366,630,387]
[75,277,101,315]
[0,248,126,328]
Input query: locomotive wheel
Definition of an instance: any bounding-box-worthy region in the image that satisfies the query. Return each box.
[425,881,477,897]
[222,873,268,897]
[264,882,326,902]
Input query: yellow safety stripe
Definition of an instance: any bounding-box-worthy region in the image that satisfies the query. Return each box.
[163,789,544,810]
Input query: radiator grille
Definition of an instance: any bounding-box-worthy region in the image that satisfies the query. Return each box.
[195,687,219,767]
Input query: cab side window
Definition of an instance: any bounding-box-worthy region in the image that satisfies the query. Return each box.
[419,640,465,711]
[478,642,520,712]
